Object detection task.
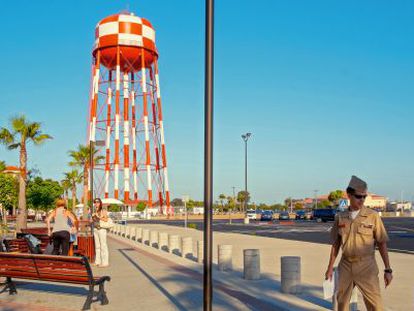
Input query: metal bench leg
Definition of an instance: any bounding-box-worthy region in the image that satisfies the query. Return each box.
[6,277,17,295]
[98,282,109,305]
[82,285,94,310]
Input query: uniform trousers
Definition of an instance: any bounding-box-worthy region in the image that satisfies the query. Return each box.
[337,257,383,311]
[94,228,109,266]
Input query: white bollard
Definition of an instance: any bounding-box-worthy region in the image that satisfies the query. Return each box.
[197,240,203,263]
[129,227,136,240]
[169,235,181,255]
[125,226,130,238]
[135,227,143,242]
[243,249,260,280]
[142,229,150,245]
[281,256,301,294]
[218,245,233,271]
[181,237,193,259]
[150,230,159,248]
[119,225,125,236]
[244,217,249,224]
[159,232,169,251]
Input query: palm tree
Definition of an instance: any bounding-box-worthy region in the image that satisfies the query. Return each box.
[0,115,52,231]
[64,170,83,211]
[60,178,71,206]
[0,160,6,172]
[68,144,103,217]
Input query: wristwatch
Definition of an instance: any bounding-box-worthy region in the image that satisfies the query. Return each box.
[384,268,393,273]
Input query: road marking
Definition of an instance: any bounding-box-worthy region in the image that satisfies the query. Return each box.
[388,225,414,233]
[389,230,408,234]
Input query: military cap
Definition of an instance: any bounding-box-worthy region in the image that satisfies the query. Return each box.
[348,175,368,193]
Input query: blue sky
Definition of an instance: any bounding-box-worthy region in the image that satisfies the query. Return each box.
[0,1,413,204]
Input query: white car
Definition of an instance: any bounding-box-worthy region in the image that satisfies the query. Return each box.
[246,210,257,220]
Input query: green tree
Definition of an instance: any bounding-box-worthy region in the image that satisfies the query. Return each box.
[27,177,63,217]
[226,196,235,212]
[61,178,71,205]
[171,198,184,207]
[318,199,332,208]
[0,173,19,226]
[237,191,250,212]
[294,202,304,210]
[328,190,345,206]
[136,202,146,212]
[108,204,121,212]
[218,194,226,213]
[0,160,6,172]
[64,170,83,211]
[68,144,104,217]
[0,115,52,231]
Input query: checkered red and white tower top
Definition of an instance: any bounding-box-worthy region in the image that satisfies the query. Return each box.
[93,13,157,71]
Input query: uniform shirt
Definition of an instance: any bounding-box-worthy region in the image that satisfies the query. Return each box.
[330,206,389,258]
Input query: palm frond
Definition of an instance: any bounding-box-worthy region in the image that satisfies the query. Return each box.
[0,128,15,145]
[7,143,20,150]
[32,134,53,145]
[11,115,27,133]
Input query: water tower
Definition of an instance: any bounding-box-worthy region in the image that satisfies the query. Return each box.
[87,12,171,214]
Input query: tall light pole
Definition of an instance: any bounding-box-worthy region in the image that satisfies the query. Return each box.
[241,133,252,211]
[204,0,214,310]
[314,190,319,209]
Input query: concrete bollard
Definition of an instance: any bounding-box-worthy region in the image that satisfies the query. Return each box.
[125,226,130,238]
[281,256,301,294]
[129,227,136,240]
[181,237,193,259]
[218,245,233,271]
[197,240,203,263]
[142,229,150,245]
[159,232,169,251]
[119,225,125,236]
[135,227,143,242]
[243,249,260,280]
[169,235,181,255]
[150,230,159,248]
[396,211,400,217]
[244,217,249,224]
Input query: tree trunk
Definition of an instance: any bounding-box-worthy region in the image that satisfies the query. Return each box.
[82,165,89,218]
[72,183,76,211]
[16,143,27,232]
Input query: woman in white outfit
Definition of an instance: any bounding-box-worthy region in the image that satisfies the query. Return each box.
[92,198,109,267]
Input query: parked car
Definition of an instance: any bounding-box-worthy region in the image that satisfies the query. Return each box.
[295,210,306,220]
[246,210,257,220]
[260,210,273,221]
[312,208,337,222]
[279,211,290,220]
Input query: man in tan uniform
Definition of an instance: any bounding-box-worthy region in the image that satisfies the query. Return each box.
[325,176,393,311]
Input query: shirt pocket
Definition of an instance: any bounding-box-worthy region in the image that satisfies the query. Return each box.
[357,226,373,236]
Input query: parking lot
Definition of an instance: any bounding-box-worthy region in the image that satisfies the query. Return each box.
[133,217,414,254]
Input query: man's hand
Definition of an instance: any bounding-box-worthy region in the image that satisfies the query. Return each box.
[384,272,393,288]
[325,267,334,281]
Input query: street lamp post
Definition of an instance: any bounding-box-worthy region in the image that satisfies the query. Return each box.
[314,190,319,209]
[204,0,214,310]
[241,133,252,211]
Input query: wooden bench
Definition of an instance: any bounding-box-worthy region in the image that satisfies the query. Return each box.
[0,252,110,310]
[4,236,50,254]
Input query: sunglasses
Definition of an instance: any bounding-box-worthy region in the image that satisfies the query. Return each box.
[353,194,367,199]
[94,201,100,203]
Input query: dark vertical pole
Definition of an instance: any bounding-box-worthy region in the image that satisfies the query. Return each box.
[245,140,248,194]
[204,0,214,310]
[90,141,94,236]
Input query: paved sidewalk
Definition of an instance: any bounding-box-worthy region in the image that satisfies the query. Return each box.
[1,223,412,310]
